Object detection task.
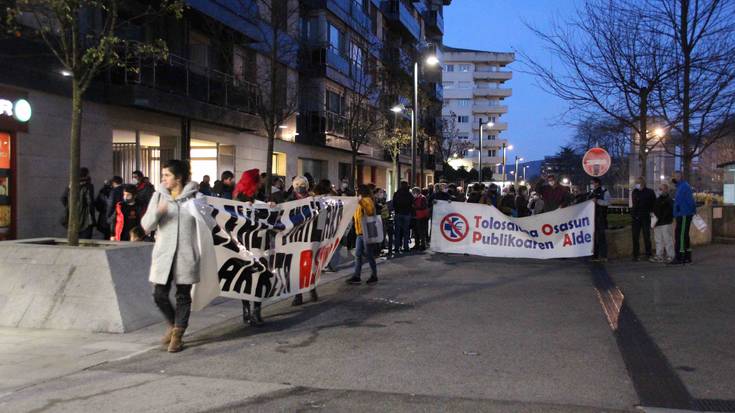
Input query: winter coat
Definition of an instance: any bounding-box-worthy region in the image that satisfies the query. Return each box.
[392,188,414,216]
[515,195,531,217]
[61,179,95,230]
[499,194,515,215]
[135,182,155,207]
[106,185,124,226]
[141,182,202,285]
[631,187,656,217]
[112,200,147,241]
[673,180,696,217]
[212,181,234,199]
[414,194,429,220]
[540,184,569,212]
[353,196,376,236]
[653,193,674,226]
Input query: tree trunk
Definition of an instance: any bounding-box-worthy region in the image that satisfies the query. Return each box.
[67,79,83,246]
[350,150,357,188]
[637,91,649,183]
[265,130,274,197]
[680,0,692,181]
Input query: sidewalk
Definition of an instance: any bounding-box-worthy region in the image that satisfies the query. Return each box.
[0,249,380,397]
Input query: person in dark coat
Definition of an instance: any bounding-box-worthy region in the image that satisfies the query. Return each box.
[132,170,155,207]
[199,175,212,196]
[538,175,570,212]
[61,167,95,239]
[515,186,531,218]
[94,179,113,239]
[590,177,611,261]
[499,186,516,215]
[212,171,235,199]
[671,171,696,264]
[466,183,484,203]
[392,181,414,253]
[630,176,656,261]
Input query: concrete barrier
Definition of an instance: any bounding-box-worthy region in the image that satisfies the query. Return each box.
[0,239,159,333]
[605,205,713,259]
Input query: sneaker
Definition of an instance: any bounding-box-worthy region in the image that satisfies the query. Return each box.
[291,294,303,306]
[649,256,662,263]
[310,289,319,302]
[366,275,378,284]
[346,276,361,285]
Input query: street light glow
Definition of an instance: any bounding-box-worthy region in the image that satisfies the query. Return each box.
[60,70,72,77]
[507,145,514,150]
[278,125,288,129]
[425,55,440,66]
[486,121,494,127]
[654,127,665,138]
[390,105,403,113]
[562,178,570,184]
[660,174,665,180]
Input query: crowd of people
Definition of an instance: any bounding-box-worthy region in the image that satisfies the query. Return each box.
[60,162,698,353]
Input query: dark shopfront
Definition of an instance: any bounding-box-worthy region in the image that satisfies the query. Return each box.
[0,87,32,240]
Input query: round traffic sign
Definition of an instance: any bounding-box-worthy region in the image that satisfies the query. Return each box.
[582,147,611,177]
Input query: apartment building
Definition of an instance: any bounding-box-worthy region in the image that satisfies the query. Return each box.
[441,46,514,178]
[0,0,450,239]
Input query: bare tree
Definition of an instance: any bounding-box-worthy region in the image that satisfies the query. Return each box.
[434,112,473,163]
[343,51,386,187]
[3,0,181,245]
[249,0,300,196]
[646,0,735,180]
[520,0,675,180]
[571,116,630,187]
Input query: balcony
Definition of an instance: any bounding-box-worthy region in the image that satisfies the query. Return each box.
[472,121,509,132]
[304,44,371,88]
[472,104,509,114]
[425,9,444,37]
[473,87,513,98]
[303,0,375,41]
[110,52,258,114]
[382,0,421,40]
[297,110,348,147]
[473,71,513,81]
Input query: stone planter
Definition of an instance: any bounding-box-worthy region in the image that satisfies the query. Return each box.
[0,238,159,333]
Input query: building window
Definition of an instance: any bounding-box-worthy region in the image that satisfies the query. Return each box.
[443,81,454,89]
[445,64,454,72]
[458,81,472,89]
[272,152,287,176]
[459,64,471,72]
[456,99,471,107]
[458,135,468,140]
[349,41,364,70]
[328,23,344,54]
[489,135,496,140]
[457,116,469,123]
[487,149,497,157]
[326,90,344,113]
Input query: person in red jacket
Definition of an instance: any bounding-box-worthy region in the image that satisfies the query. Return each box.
[412,187,429,251]
[110,185,147,241]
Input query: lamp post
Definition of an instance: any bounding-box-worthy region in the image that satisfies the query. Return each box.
[408,53,440,187]
[514,155,523,187]
[501,143,513,184]
[478,119,494,183]
[523,165,528,182]
[391,105,412,186]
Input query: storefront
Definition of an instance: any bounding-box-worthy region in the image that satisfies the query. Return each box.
[0,87,32,240]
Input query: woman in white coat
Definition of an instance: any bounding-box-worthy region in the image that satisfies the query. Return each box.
[141,160,201,353]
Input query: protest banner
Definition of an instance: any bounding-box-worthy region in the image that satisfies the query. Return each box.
[204,196,358,303]
[431,200,595,259]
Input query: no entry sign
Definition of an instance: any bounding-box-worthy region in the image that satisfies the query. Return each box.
[582,148,611,177]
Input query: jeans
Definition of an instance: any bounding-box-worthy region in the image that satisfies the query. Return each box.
[631,215,652,258]
[354,235,377,278]
[654,224,675,260]
[675,215,692,261]
[394,214,412,252]
[153,274,192,329]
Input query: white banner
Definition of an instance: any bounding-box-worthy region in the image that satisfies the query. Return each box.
[431,200,596,259]
[205,196,358,302]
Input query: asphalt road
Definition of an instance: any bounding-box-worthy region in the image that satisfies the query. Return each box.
[77,252,636,411]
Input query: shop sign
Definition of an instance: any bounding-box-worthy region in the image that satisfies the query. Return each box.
[0,98,32,123]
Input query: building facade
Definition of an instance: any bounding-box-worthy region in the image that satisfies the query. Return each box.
[0,0,450,240]
[441,46,514,179]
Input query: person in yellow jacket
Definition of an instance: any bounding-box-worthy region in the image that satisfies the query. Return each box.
[346,184,378,285]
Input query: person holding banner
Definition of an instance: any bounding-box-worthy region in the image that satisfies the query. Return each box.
[346,185,378,285]
[142,160,202,353]
[590,177,611,262]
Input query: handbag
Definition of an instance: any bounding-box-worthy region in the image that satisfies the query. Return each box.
[361,213,384,245]
[692,214,707,232]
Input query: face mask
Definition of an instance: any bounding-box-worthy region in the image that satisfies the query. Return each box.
[548,181,555,186]
[297,186,307,194]
[634,184,641,190]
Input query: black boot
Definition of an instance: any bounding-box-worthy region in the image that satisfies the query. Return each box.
[366,274,378,284]
[310,289,319,302]
[292,294,303,306]
[249,302,264,327]
[684,251,692,263]
[241,300,251,324]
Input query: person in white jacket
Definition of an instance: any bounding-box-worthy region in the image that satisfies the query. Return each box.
[141,160,201,353]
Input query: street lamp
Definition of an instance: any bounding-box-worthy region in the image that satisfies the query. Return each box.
[478,119,494,182]
[411,51,440,187]
[523,165,528,182]
[514,156,524,187]
[501,143,513,183]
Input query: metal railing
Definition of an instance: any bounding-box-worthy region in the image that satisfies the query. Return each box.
[111,49,259,114]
